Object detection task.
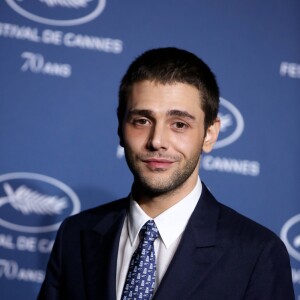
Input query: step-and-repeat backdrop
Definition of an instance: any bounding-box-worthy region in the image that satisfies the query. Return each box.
[0,1,299,299]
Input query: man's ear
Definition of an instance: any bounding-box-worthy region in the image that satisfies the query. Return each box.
[202,118,220,153]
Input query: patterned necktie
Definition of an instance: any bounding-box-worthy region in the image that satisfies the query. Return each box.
[121,220,159,300]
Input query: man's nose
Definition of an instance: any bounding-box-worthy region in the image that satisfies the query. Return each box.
[147,123,169,151]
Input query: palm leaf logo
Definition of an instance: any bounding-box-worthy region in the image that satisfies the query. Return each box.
[0,183,68,215]
[219,112,233,132]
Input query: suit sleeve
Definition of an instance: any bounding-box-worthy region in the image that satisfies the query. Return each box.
[37,221,66,300]
[243,237,295,300]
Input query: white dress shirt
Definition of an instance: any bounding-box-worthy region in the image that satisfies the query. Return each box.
[116,177,202,299]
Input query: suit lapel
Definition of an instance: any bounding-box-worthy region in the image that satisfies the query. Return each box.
[154,183,223,300]
[81,200,128,300]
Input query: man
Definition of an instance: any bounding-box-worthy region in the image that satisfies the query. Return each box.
[38,47,294,300]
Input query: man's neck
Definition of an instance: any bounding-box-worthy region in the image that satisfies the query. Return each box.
[132,176,198,218]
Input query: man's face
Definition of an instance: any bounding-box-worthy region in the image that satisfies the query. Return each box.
[122,80,219,196]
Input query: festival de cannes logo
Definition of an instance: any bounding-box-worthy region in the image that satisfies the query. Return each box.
[0,172,80,233]
[5,0,106,26]
[281,214,300,261]
[215,97,244,149]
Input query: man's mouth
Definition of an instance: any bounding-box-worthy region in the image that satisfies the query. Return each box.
[142,158,174,169]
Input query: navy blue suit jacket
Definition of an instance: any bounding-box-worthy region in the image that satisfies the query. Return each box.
[38,183,294,299]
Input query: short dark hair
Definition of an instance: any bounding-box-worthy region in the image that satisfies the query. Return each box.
[117,47,219,142]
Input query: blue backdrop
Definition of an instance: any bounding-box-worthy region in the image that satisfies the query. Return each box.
[0,1,299,299]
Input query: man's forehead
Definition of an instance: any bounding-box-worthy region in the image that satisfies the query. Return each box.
[127,81,203,112]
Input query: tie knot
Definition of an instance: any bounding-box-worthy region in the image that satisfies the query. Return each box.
[140,220,159,242]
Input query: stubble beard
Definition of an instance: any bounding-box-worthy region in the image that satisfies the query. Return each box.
[126,152,200,197]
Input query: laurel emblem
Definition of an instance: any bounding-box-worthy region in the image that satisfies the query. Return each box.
[0,183,68,215]
[219,112,233,132]
[39,0,93,8]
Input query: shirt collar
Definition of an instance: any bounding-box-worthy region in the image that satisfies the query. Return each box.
[128,177,202,248]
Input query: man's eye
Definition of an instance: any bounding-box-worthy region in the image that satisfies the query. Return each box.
[133,118,150,126]
[174,122,187,129]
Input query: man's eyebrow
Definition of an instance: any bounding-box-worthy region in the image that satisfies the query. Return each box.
[167,110,196,120]
[127,109,153,117]
[127,109,196,120]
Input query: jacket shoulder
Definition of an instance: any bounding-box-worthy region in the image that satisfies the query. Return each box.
[202,183,284,246]
[60,197,129,231]
[218,202,285,249]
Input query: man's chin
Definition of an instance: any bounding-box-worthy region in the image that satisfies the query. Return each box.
[135,176,180,196]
